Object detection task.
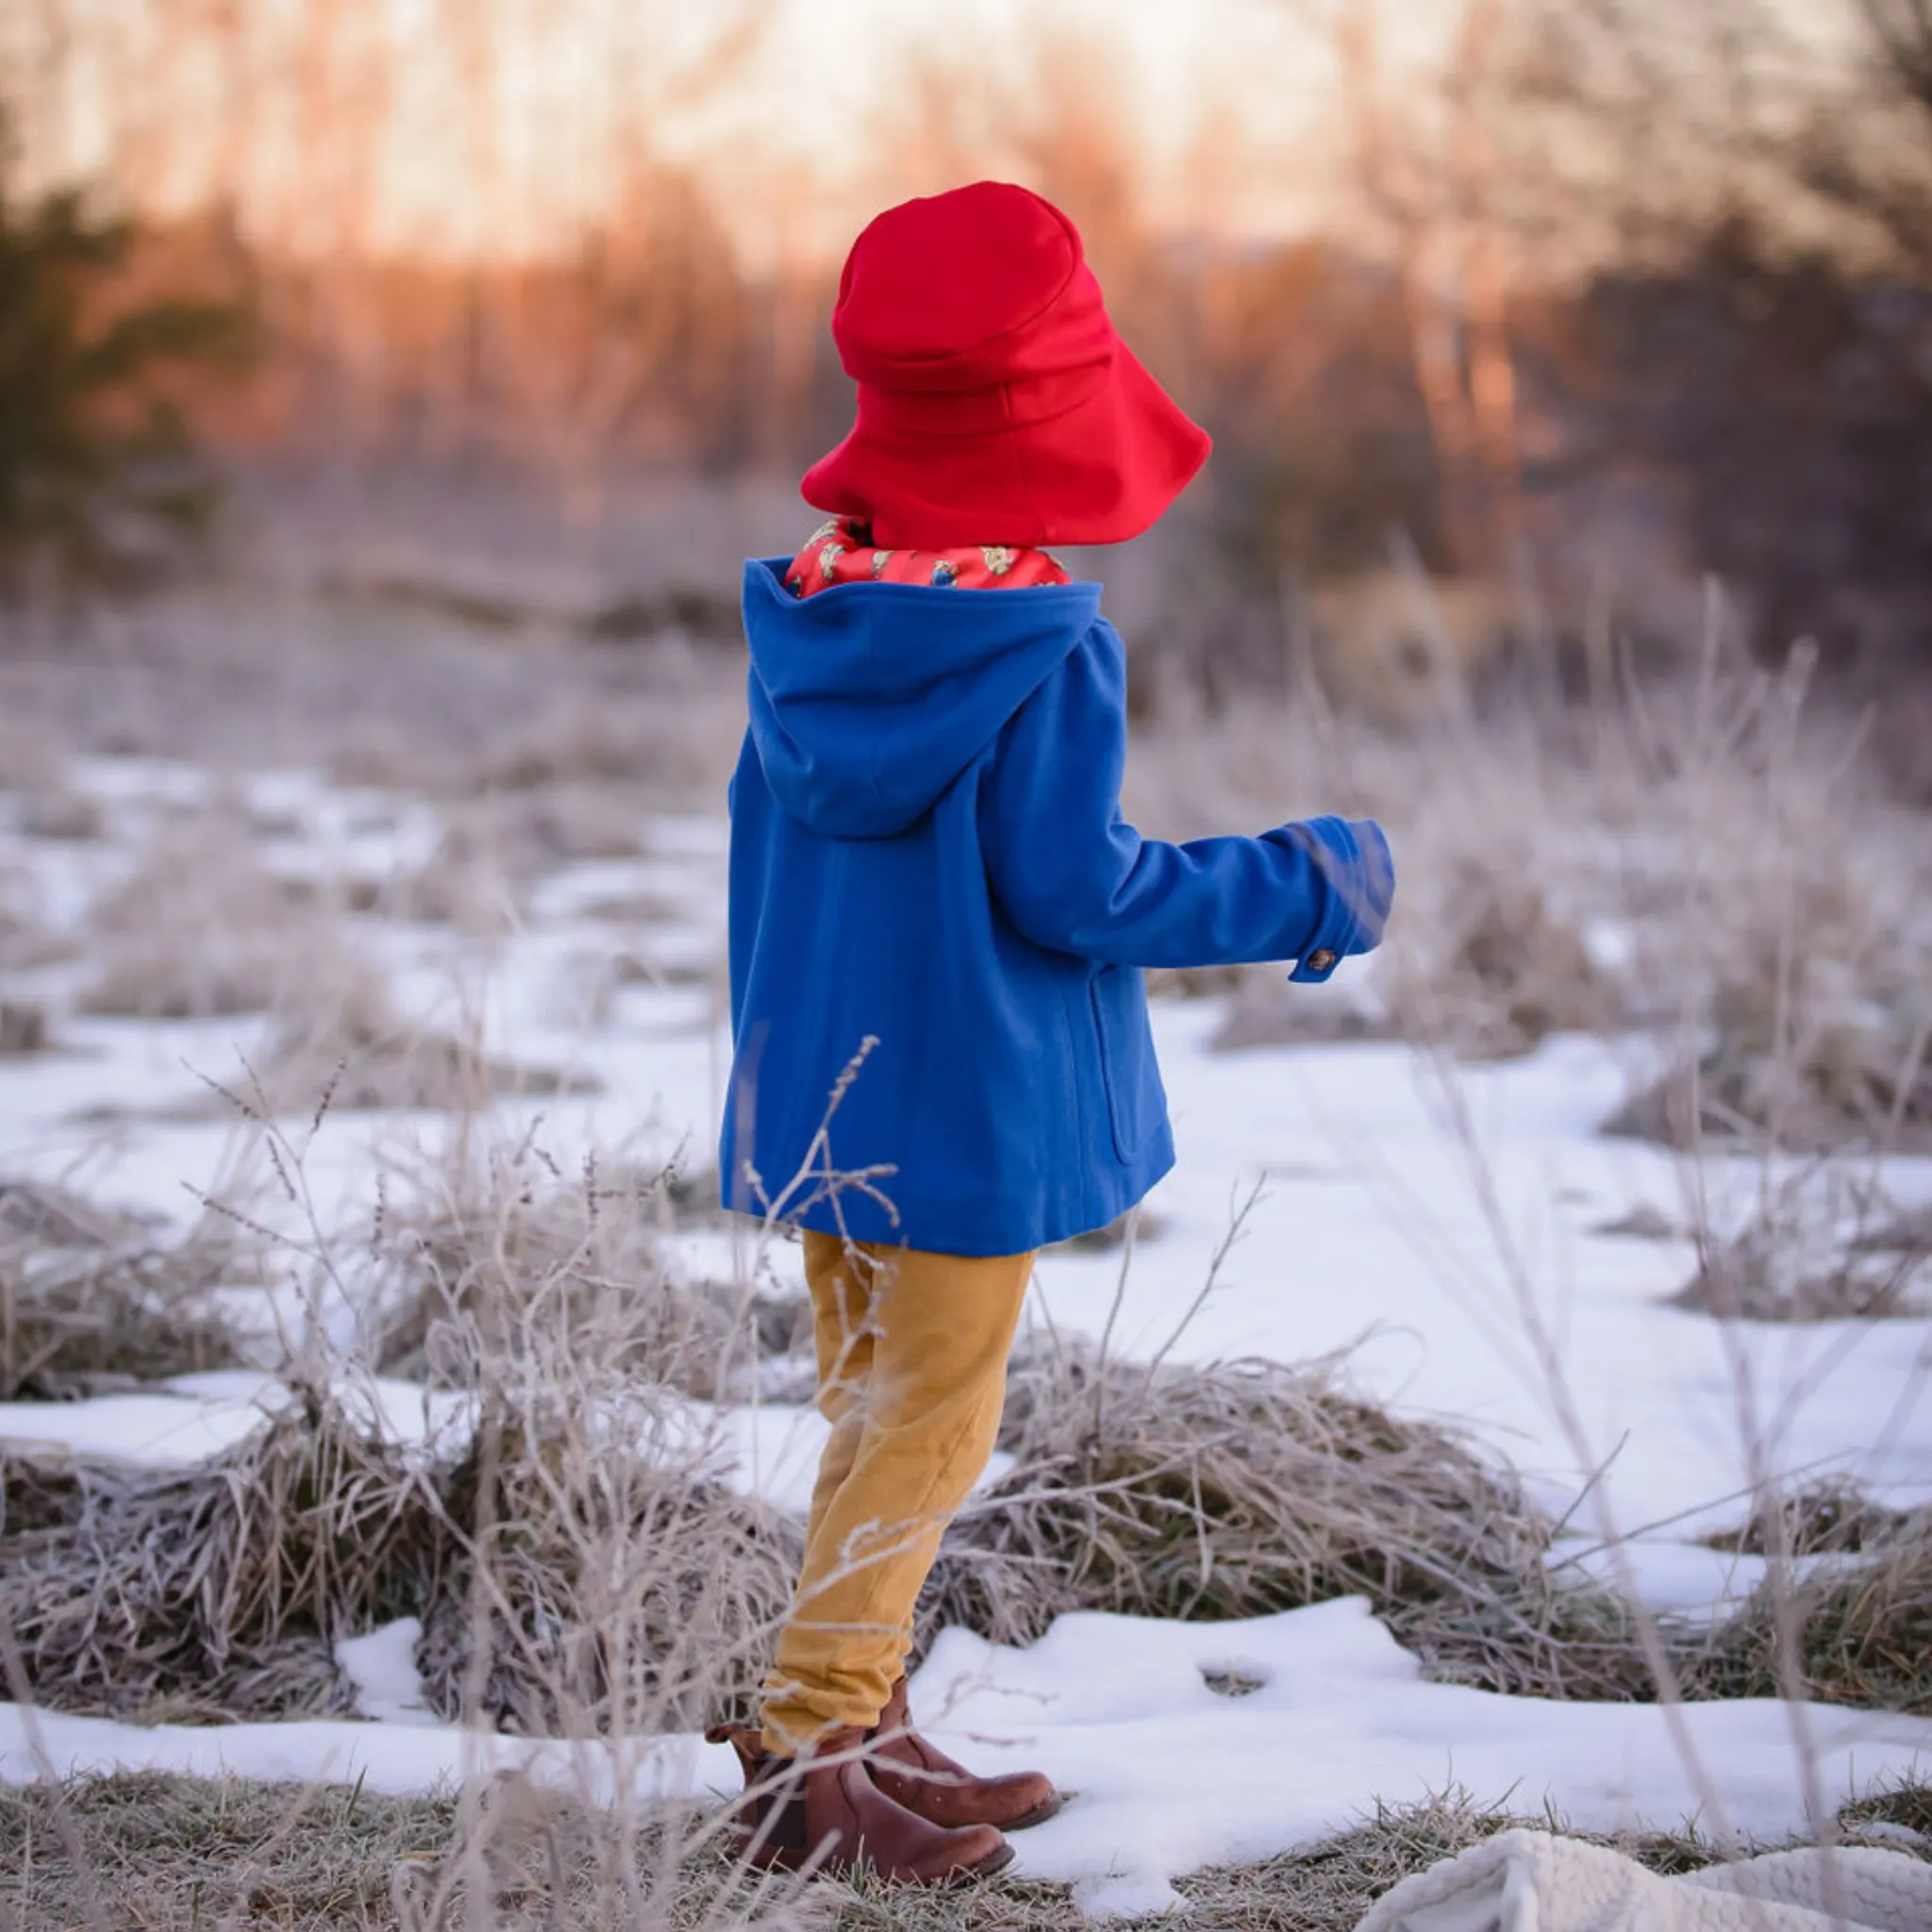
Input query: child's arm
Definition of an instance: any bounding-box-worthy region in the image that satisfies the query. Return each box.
[978,623,1392,980]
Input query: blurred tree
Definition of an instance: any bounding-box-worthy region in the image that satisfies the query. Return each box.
[1505,0,1932,271]
[1331,0,1526,578]
[1541,214,1932,665]
[1790,0,1932,274]
[491,166,757,523]
[0,120,253,591]
[1195,242,1447,585]
[1500,0,1932,671]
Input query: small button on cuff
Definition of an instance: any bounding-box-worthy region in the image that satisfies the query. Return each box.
[1305,948,1338,974]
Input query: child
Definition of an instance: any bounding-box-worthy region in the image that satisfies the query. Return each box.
[707,181,1394,1885]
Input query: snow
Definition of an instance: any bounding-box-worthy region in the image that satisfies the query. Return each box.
[907,1602,1932,1911]
[335,1618,438,1726]
[6,768,1928,1517]
[5,763,1932,1915]
[0,1373,477,1471]
[0,1389,269,1467]
[1024,1012,1932,1548]
[696,1399,1015,1513]
[3,1600,1926,1918]
[0,1695,707,1806]
[1545,1537,1863,1625]
[0,1375,1015,1515]
[25,946,1898,1579]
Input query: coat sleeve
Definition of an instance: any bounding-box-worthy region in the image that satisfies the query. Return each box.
[978,624,1393,979]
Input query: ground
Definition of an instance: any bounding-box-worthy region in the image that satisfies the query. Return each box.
[0,587,1928,1926]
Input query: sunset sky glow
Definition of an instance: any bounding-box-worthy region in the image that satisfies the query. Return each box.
[6,0,1506,264]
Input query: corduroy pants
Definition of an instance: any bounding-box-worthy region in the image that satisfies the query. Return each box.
[759,1231,1035,1754]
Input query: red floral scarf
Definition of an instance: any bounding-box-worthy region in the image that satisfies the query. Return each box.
[783,517,1071,597]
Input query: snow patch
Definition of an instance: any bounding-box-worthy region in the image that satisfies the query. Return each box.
[335,1619,436,1726]
[5,1600,1928,1918]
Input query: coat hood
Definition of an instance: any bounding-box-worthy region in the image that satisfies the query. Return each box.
[740,557,1103,839]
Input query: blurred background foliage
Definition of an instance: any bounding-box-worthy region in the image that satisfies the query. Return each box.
[0,116,254,590]
[0,0,1926,768]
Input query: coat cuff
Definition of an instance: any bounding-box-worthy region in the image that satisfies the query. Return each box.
[1284,815,1393,983]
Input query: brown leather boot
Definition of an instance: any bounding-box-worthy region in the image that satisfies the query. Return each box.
[706,1724,1014,1883]
[866,1678,1063,1832]
[708,1725,811,1871]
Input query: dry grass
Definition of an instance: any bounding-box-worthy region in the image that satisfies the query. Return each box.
[0,1179,155,1250]
[0,995,53,1054]
[1688,1513,1932,1715]
[1205,966,1391,1052]
[0,871,75,973]
[360,1147,791,1400]
[251,988,601,1117]
[0,718,71,798]
[1856,1204,1932,1255]
[1841,1775,1932,1844]
[18,786,107,841]
[24,1771,1907,1932]
[1666,1167,1931,1322]
[0,1135,1814,1744]
[0,1181,250,1399]
[385,1148,801,1733]
[1,1773,464,1931]
[0,895,42,974]
[333,685,744,816]
[77,813,344,1021]
[2,1147,1927,1904]
[810,1790,1557,1931]
[0,1773,811,1931]
[0,935,1922,1764]
[0,1344,800,1735]
[924,1339,1661,1702]
[462,693,742,808]
[0,1129,805,1735]
[1127,627,1931,1150]
[1701,1482,1916,1558]
[420,1399,802,1736]
[1385,862,1626,1059]
[1671,1218,1929,1321]
[488,782,656,865]
[0,1450,95,1536]
[1601,689,1932,1156]
[345,826,524,936]
[1205,856,1625,1059]
[0,1381,451,1721]
[1610,961,1932,1155]
[1,1192,1674,1739]
[83,979,600,1124]
[347,789,668,935]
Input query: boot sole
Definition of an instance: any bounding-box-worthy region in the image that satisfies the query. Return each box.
[1003,1793,1064,1832]
[941,1839,1017,1886]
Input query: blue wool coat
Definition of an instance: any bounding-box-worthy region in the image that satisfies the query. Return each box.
[720,558,1392,1257]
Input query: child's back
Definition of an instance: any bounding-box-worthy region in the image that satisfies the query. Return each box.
[722,180,1391,1258]
[726,546,1387,1253]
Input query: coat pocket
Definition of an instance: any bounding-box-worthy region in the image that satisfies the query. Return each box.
[1090,965,1156,1164]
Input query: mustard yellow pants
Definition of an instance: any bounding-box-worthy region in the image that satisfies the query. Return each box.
[759,1231,1035,1755]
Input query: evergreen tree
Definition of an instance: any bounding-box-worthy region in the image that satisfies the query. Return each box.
[0,119,253,590]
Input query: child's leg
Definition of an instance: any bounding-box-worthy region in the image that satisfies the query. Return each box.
[798,1231,879,1554]
[761,1241,1033,1757]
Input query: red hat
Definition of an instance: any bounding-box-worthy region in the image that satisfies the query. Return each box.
[802,182,1210,549]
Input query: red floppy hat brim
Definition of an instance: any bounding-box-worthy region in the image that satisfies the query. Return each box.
[801,340,1211,552]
